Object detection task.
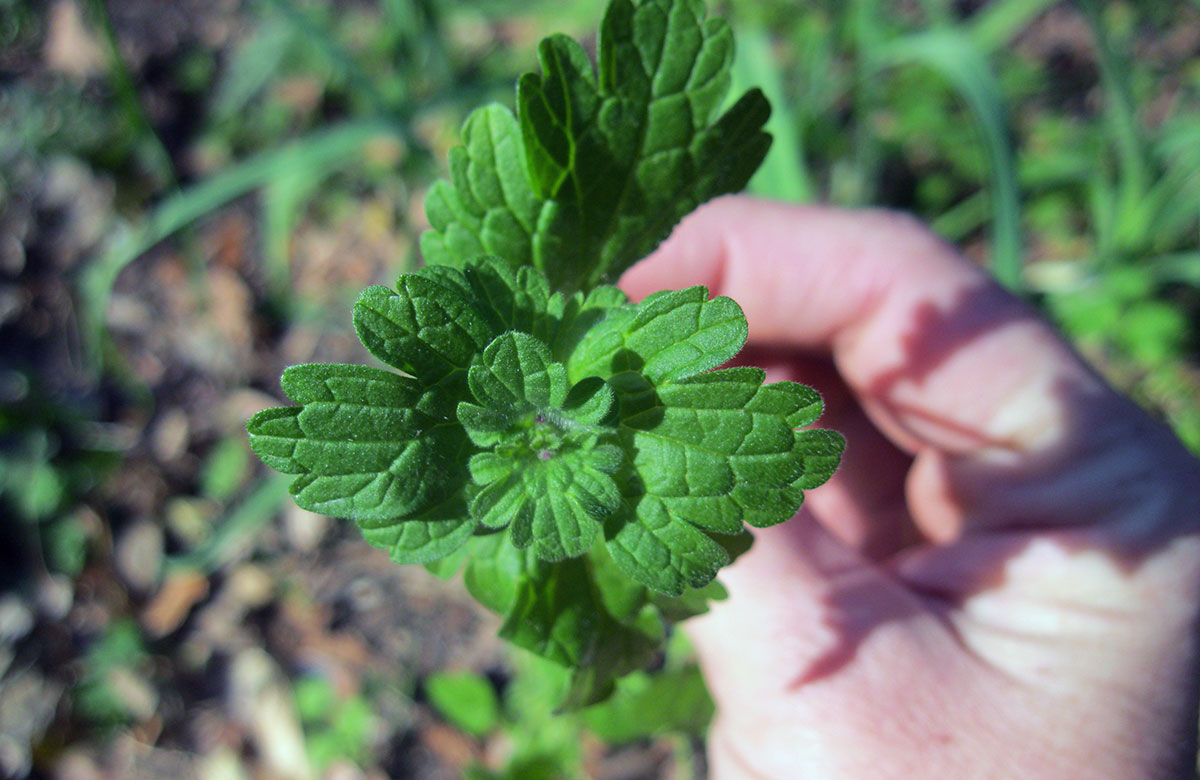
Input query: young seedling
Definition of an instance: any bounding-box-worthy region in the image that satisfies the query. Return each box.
[248,0,844,707]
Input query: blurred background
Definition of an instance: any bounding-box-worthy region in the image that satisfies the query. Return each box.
[2,0,1200,777]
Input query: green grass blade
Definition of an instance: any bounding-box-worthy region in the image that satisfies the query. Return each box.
[261,0,391,115]
[1146,252,1200,287]
[1077,0,1151,252]
[77,121,402,369]
[262,165,332,299]
[871,29,1024,290]
[166,473,291,574]
[730,26,813,203]
[969,0,1059,52]
[82,0,177,188]
[930,190,989,241]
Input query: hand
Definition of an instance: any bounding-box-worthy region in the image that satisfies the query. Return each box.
[622,197,1200,780]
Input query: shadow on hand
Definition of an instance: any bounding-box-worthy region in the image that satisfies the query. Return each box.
[754,278,1200,686]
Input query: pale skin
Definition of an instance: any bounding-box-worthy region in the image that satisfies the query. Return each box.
[621,196,1200,780]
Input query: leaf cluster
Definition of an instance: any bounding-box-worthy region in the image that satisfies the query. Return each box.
[248,0,843,706]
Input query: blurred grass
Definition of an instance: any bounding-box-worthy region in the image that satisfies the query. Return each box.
[77,119,404,367]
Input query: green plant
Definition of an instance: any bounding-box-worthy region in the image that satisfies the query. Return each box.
[248,0,843,707]
[72,620,154,728]
[427,635,714,779]
[294,675,377,770]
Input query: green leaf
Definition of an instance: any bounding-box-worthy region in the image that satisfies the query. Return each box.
[567,286,747,383]
[457,332,626,561]
[582,665,714,742]
[562,377,616,426]
[425,672,502,737]
[793,428,847,490]
[424,0,770,292]
[358,495,477,565]
[352,277,494,386]
[199,436,250,501]
[246,364,476,563]
[461,257,567,346]
[553,284,630,360]
[626,368,826,528]
[651,576,729,622]
[605,367,840,595]
[463,532,529,615]
[515,0,770,291]
[472,454,622,561]
[604,497,731,597]
[245,0,841,712]
[421,105,543,271]
[468,332,569,411]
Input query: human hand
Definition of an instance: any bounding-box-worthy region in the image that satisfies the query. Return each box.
[622,197,1200,779]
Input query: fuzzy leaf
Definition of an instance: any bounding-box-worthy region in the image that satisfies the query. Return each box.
[246,0,843,713]
[246,364,477,563]
[248,365,461,519]
[604,497,731,596]
[421,104,543,270]
[794,428,847,489]
[567,286,747,383]
[458,331,626,560]
[423,0,770,292]
[480,453,622,561]
[517,0,771,290]
[462,258,566,345]
[606,367,840,595]
[359,496,477,565]
[353,277,494,387]
[468,332,569,410]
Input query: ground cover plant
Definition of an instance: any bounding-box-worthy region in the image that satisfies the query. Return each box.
[246,0,845,707]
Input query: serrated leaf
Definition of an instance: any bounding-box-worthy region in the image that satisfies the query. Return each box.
[604,368,836,594]
[553,284,630,360]
[604,496,730,596]
[567,286,747,383]
[625,368,814,527]
[358,495,476,565]
[246,406,304,473]
[469,332,569,410]
[794,428,847,489]
[420,104,543,270]
[472,452,621,561]
[353,277,494,386]
[515,0,771,290]
[463,256,566,345]
[650,577,729,622]
[746,378,825,428]
[247,0,838,712]
[562,377,616,426]
[248,364,469,525]
[423,0,770,293]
